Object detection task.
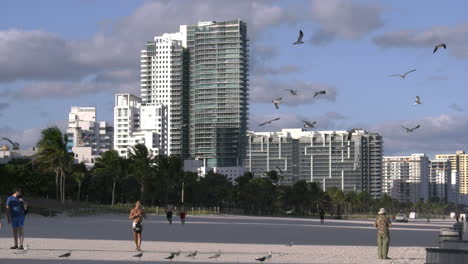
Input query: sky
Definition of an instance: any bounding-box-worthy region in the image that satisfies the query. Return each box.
[1,0,468,157]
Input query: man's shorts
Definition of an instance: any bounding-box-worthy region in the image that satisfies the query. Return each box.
[11,216,25,228]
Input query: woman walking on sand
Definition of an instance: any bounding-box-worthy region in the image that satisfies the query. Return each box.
[129,201,145,251]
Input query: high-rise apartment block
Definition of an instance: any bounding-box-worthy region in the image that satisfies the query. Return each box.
[382,154,430,203]
[244,129,383,198]
[436,151,468,195]
[66,107,113,167]
[133,19,249,167]
[428,158,451,202]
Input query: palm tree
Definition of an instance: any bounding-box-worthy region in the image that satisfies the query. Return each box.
[35,127,73,204]
[93,150,127,206]
[128,144,154,202]
[71,163,87,202]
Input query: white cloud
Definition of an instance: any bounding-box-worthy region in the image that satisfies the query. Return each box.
[309,0,383,45]
[373,22,468,59]
[449,103,464,112]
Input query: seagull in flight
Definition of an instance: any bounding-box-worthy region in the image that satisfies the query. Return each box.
[293,30,304,45]
[414,96,422,106]
[313,90,326,98]
[303,121,316,128]
[133,252,143,258]
[347,129,359,141]
[389,69,416,79]
[401,124,421,133]
[255,251,273,262]
[433,43,447,54]
[186,251,198,259]
[285,89,298,96]
[272,98,282,109]
[209,250,221,259]
[59,251,71,258]
[258,118,280,126]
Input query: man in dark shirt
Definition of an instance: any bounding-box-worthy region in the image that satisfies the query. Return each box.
[6,188,27,250]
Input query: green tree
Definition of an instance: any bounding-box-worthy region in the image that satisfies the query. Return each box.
[35,127,73,204]
[71,163,87,201]
[128,144,154,202]
[94,150,128,206]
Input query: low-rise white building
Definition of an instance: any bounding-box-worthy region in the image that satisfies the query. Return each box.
[114,93,167,158]
[67,107,113,167]
[0,145,37,164]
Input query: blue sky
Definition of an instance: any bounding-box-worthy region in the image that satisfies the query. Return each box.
[1,0,468,157]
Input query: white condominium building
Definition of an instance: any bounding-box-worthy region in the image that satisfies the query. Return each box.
[382,154,430,203]
[428,158,451,202]
[114,93,167,158]
[66,107,113,167]
[244,129,383,198]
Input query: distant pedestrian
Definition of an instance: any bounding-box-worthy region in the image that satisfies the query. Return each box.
[426,216,430,223]
[129,201,145,251]
[319,209,325,224]
[374,208,391,260]
[462,216,465,222]
[179,203,187,225]
[6,189,28,249]
[166,202,174,225]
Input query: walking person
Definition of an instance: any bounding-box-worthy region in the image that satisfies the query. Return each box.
[129,201,145,251]
[374,208,391,260]
[166,202,174,225]
[6,189,28,250]
[319,208,325,224]
[179,203,187,225]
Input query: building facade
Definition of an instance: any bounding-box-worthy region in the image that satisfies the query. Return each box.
[244,129,383,198]
[428,158,451,202]
[436,151,468,196]
[382,154,430,203]
[66,107,113,167]
[114,93,167,158]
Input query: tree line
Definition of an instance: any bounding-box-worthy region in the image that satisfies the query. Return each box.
[0,127,459,217]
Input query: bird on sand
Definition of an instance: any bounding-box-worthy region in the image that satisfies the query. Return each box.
[389,69,416,79]
[59,251,71,258]
[172,250,181,256]
[272,98,282,109]
[209,250,221,259]
[285,89,298,95]
[255,251,273,262]
[258,118,280,126]
[313,90,326,98]
[293,30,304,45]
[165,253,175,261]
[133,252,143,258]
[433,43,447,54]
[186,251,198,259]
[401,124,421,133]
[286,241,294,247]
[303,121,316,128]
[414,96,422,106]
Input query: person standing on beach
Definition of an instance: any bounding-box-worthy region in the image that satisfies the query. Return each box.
[319,208,325,224]
[129,201,145,251]
[6,189,28,249]
[179,203,187,225]
[374,208,391,260]
[166,202,174,225]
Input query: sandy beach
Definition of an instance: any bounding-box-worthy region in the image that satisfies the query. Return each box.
[0,214,453,263]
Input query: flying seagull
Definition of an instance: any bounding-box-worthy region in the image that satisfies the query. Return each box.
[433,43,447,54]
[258,118,280,126]
[303,121,316,128]
[255,251,273,262]
[389,69,416,79]
[401,124,421,133]
[165,253,175,262]
[347,129,359,141]
[285,89,298,96]
[414,96,422,106]
[209,250,221,259]
[313,90,326,98]
[272,98,282,109]
[293,30,304,45]
[59,251,71,258]
[186,251,198,259]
